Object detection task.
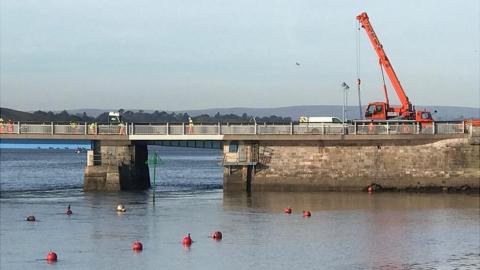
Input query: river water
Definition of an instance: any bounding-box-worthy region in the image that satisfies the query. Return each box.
[0,147,479,269]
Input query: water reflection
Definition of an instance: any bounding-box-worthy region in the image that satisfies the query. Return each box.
[222,192,479,269]
[223,191,479,212]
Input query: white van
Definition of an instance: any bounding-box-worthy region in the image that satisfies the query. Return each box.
[299,116,342,123]
[298,116,343,134]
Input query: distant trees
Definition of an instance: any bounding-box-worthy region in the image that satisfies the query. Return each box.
[0,108,292,123]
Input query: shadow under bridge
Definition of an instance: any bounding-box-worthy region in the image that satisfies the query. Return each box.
[135,140,222,149]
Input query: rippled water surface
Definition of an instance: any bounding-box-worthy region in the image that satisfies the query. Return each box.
[1,147,479,269]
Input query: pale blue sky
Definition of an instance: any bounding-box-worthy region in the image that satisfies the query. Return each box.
[1,0,479,111]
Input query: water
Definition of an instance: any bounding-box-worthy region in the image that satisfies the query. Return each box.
[1,147,479,269]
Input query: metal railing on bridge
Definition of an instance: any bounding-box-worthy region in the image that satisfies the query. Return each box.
[0,121,471,136]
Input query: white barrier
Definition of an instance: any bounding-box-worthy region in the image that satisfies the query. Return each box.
[4,122,468,136]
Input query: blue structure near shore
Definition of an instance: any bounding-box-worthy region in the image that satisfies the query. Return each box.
[0,139,91,149]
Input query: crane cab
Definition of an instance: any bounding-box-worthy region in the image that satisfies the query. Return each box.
[365,102,387,120]
[415,111,433,123]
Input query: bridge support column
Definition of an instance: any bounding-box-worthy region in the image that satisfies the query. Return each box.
[223,165,255,192]
[222,140,257,192]
[84,141,150,191]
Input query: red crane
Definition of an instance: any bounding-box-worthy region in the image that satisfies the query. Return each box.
[356,12,433,122]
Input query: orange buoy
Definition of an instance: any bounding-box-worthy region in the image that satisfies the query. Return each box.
[66,204,72,215]
[132,241,143,251]
[303,210,311,218]
[284,207,292,214]
[46,251,57,262]
[211,231,222,240]
[182,233,192,246]
[26,216,36,222]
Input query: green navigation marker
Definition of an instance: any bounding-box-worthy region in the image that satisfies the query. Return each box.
[145,152,164,203]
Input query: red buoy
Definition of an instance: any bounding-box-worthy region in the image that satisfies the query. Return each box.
[368,186,373,193]
[46,251,57,262]
[26,216,36,222]
[182,233,192,246]
[284,207,292,214]
[132,241,143,251]
[303,210,311,217]
[211,231,222,240]
[66,204,72,215]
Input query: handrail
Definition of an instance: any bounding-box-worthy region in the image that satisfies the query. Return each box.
[0,121,471,136]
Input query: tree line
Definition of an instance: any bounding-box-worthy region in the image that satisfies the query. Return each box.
[0,108,292,124]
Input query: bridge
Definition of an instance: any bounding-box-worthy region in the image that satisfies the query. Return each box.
[1,121,478,192]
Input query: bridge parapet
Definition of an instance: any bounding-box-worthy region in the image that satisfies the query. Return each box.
[0,121,470,138]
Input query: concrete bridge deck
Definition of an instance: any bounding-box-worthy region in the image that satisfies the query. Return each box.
[0,121,470,141]
[0,133,468,141]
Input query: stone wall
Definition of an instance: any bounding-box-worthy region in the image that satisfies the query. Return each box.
[84,141,150,191]
[239,138,480,191]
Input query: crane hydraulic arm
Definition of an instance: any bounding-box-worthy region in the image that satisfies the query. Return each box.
[356,12,412,116]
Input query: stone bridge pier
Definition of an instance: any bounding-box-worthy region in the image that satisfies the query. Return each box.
[84,140,150,191]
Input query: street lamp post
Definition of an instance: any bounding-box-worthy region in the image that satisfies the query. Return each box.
[342,82,350,133]
[341,82,350,134]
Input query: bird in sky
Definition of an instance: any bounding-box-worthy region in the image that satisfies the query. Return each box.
[296,62,300,66]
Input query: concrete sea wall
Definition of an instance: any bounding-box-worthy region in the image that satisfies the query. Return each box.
[226,137,479,192]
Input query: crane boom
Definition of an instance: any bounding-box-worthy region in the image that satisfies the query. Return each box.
[356,12,412,114]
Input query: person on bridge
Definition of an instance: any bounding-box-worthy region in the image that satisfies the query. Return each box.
[7,119,14,133]
[368,121,375,134]
[118,122,125,135]
[188,117,194,134]
[70,121,77,132]
[89,122,97,135]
